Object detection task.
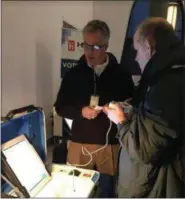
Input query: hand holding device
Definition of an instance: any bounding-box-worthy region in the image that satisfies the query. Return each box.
[103,102,125,124]
[107,100,133,116]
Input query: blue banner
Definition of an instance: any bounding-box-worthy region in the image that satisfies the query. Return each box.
[61,58,78,78]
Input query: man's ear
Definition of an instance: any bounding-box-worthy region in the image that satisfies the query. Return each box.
[104,44,109,51]
[144,38,150,49]
[145,37,155,56]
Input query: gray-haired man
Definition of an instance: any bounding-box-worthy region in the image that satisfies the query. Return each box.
[54,19,134,197]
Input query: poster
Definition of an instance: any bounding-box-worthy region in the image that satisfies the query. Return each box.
[61,28,84,78]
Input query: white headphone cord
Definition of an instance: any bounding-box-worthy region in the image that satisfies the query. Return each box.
[67,119,112,168]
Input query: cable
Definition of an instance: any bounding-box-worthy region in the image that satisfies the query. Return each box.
[72,169,76,192]
[67,120,112,168]
[1,174,25,198]
[67,100,132,168]
[82,120,112,155]
[67,144,93,167]
[66,119,112,196]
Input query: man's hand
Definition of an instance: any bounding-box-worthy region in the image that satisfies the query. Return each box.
[103,103,126,124]
[82,106,101,120]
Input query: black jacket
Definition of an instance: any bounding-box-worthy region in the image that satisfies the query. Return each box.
[117,35,185,197]
[54,53,134,144]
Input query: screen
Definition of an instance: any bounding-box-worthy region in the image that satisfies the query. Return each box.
[3,140,48,192]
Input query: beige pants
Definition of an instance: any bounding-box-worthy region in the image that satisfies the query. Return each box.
[67,141,119,176]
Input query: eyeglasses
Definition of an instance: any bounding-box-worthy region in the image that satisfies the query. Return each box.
[83,42,106,51]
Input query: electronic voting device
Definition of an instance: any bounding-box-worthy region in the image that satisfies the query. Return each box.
[1,135,100,197]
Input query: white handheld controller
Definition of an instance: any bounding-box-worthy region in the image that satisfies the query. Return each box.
[108,101,133,119]
[108,101,117,109]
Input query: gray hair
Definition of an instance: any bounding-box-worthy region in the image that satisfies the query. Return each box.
[83,19,110,44]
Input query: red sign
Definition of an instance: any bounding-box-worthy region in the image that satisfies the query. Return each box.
[68,40,75,51]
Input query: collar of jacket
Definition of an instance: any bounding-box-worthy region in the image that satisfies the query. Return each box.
[88,54,109,76]
[141,40,185,83]
[132,39,185,108]
[78,52,118,73]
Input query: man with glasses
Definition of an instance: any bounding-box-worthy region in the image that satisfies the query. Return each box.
[54,19,134,197]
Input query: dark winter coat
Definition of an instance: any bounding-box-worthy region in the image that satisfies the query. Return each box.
[54,53,134,145]
[117,34,185,197]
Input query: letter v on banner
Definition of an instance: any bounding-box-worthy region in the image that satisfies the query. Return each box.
[61,27,84,78]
